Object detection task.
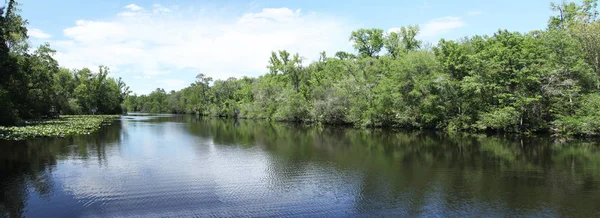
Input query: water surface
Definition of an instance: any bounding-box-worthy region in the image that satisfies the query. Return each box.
[1,114,600,217]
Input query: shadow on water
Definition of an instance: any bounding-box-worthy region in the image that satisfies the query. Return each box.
[184,116,600,217]
[0,121,122,218]
[1,115,600,217]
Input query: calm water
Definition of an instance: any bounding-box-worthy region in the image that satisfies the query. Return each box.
[1,114,600,217]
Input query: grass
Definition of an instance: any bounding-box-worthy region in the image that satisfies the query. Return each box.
[0,115,120,140]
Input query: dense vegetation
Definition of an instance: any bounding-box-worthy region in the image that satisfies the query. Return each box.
[3,0,600,138]
[0,115,120,140]
[0,0,130,126]
[125,0,600,137]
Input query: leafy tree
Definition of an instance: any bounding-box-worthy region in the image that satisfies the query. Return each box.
[549,0,598,29]
[349,28,384,58]
[334,51,356,60]
[384,31,403,58]
[0,0,130,125]
[121,0,600,138]
[399,25,422,52]
[385,25,422,58]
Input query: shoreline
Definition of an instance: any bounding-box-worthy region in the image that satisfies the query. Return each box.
[0,115,121,140]
[134,113,595,141]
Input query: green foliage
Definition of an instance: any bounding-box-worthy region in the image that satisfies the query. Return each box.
[385,25,422,58]
[0,115,119,140]
[552,93,600,136]
[349,28,384,58]
[475,107,521,132]
[549,0,598,29]
[67,98,83,115]
[123,0,600,138]
[311,85,351,124]
[0,1,129,126]
[273,90,311,122]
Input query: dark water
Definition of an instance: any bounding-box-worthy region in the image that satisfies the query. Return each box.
[1,114,600,217]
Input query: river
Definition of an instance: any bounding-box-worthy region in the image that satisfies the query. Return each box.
[1,114,599,217]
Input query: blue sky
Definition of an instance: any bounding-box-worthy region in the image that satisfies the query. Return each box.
[18,0,555,94]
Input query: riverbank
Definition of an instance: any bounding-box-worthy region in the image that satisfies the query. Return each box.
[0,115,120,140]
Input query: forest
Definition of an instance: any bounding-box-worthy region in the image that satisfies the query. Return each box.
[3,0,600,137]
[0,0,130,126]
[124,0,600,137]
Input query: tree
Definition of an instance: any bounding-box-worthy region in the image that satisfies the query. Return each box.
[384,31,403,58]
[0,0,28,125]
[548,0,600,89]
[118,0,600,137]
[334,51,355,60]
[0,0,129,124]
[195,73,212,103]
[349,28,384,58]
[267,50,304,92]
[549,0,598,29]
[399,25,422,52]
[570,20,600,88]
[385,25,421,58]
[117,77,131,103]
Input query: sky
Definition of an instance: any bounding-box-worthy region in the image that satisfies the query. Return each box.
[17,0,555,94]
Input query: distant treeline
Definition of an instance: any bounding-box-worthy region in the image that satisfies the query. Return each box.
[133,0,599,136]
[0,0,130,126]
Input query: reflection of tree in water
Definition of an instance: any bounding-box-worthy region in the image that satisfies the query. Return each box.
[0,122,122,217]
[185,117,600,216]
[0,141,56,218]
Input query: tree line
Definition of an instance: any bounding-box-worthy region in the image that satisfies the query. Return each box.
[125,0,600,137]
[0,0,130,126]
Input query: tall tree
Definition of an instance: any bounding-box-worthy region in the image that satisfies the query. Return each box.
[384,31,403,58]
[399,25,422,52]
[549,0,598,29]
[385,25,422,58]
[0,0,29,124]
[349,28,384,58]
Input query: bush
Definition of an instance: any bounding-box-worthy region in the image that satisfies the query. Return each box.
[273,90,311,122]
[66,98,83,115]
[475,106,520,132]
[311,87,350,124]
[552,93,600,137]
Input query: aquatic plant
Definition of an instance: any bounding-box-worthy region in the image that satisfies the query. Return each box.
[0,115,120,140]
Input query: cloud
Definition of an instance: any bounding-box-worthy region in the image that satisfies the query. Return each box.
[124,4,143,11]
[51,5,352,94]
[152,4,171,14]
[28,28,52,39]
[156,79,186,92]
[467,11,483,16]
[420,16,465,38]
[387,16,465,40]
[387,27,401,34]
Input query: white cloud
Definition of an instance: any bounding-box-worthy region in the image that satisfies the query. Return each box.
[156,79,186,92]
[387,27,401,33]
[29,28,52,39]
[420,16,465,38]
[152,4,171,14]
[124,4,143,11]
[51,5,352,94]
